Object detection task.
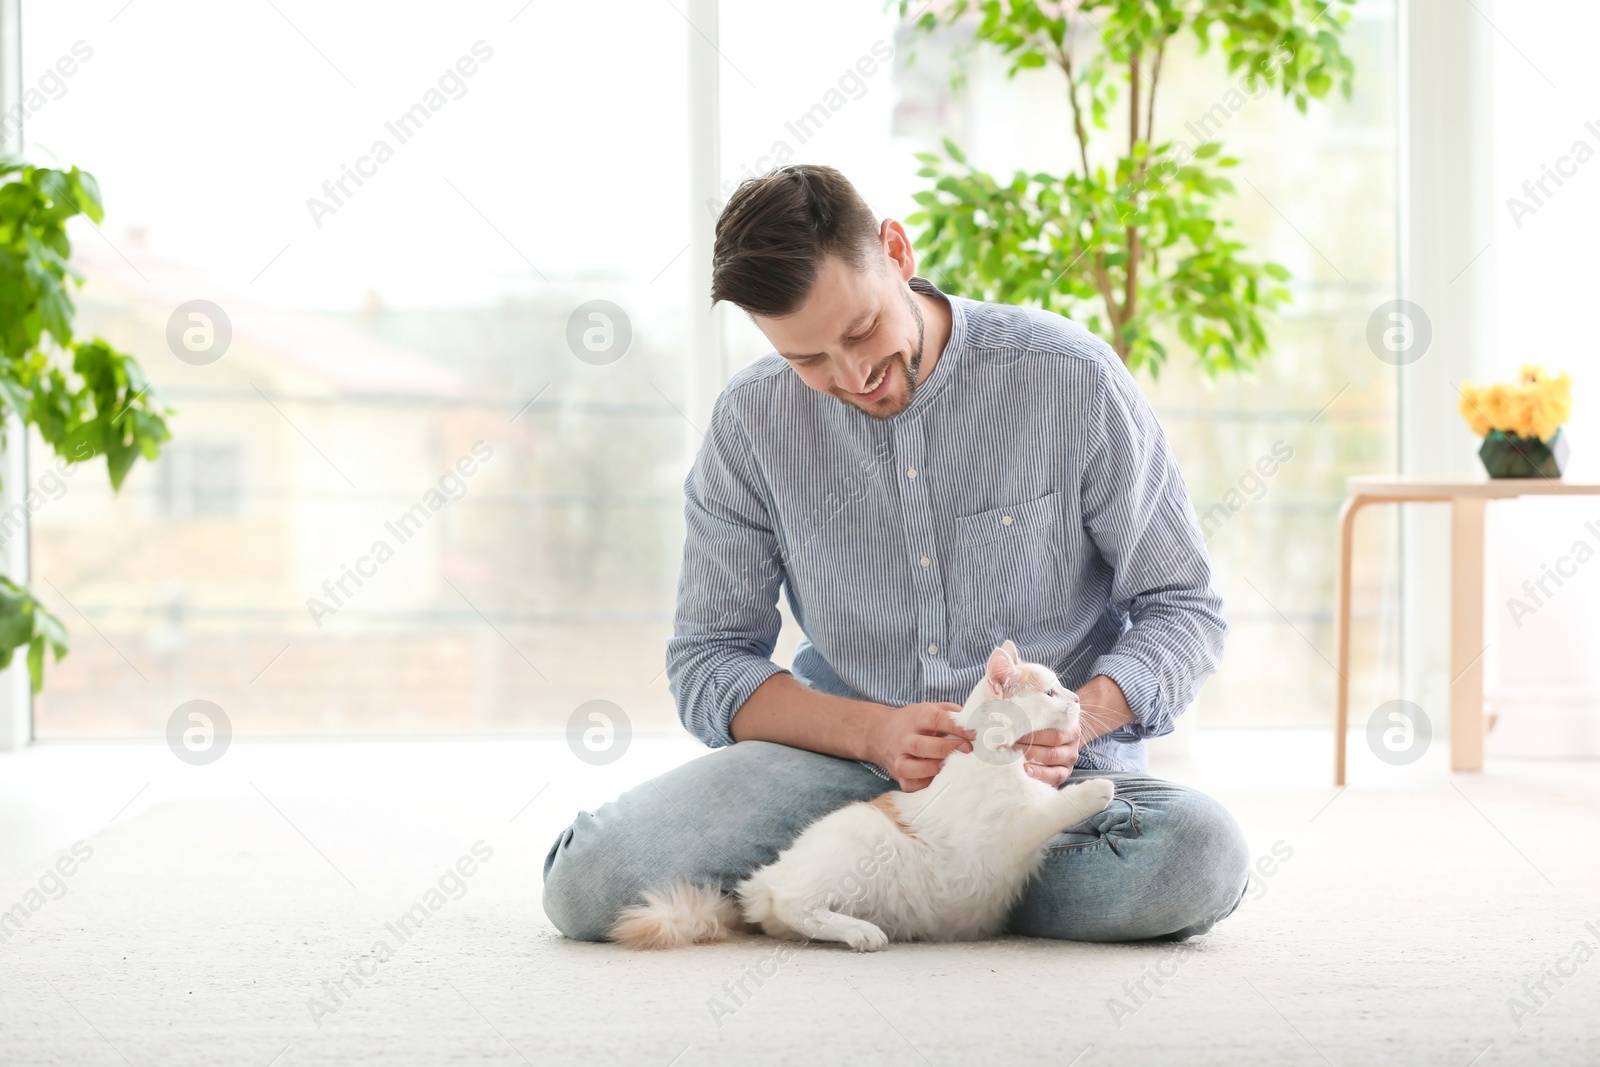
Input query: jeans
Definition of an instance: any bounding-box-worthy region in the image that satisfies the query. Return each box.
[542,740,1251,943]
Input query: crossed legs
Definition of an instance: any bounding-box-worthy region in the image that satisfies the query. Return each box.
[542,740,1249,944]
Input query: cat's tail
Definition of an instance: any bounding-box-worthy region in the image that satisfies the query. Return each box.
[610,882,744,949]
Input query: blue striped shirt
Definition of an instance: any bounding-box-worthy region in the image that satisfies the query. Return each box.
[665,276,1227,775]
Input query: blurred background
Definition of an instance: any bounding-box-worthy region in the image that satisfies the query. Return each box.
[8,0,1592,756]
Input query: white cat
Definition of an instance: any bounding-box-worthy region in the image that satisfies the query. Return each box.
[610,641,1116,952]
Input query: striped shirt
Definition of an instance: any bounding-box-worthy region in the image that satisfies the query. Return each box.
[665,276,1226,775]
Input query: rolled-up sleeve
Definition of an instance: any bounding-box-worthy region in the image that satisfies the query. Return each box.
[1079,354,1228,738]
[664,395,789,747]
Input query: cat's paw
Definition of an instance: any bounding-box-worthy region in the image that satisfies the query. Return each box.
[1087,777,1117,808]
[1070,777,1116,812]
[844,924,890,953]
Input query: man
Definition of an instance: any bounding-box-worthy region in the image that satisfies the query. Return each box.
[544,164,1249,943]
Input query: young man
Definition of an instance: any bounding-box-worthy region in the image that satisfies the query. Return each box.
[543,164,1249,943]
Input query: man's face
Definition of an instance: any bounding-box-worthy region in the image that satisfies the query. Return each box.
[751,251,927,420]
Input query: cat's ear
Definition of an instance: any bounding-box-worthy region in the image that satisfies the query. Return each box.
[1001,640,1020,664]
[986,645,1017,697]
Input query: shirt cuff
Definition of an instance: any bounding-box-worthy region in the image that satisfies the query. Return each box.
[1085,651,1169,738]
[697,658,790,748]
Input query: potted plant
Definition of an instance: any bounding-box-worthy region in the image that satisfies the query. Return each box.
[896,0,1357,378]
[1458,365,1573,479]
[0,160,171,690]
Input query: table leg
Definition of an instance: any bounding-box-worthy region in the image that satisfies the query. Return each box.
[1333,496,1368,786]
[1450,497,1487,772]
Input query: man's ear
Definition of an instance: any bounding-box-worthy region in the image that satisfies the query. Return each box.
[880,218,918,282]
[986,646,1016,697]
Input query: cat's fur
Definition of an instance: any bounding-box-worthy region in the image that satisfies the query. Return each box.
[610,641,1115,952]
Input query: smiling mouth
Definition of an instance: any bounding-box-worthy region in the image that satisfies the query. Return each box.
[849,361,891,398]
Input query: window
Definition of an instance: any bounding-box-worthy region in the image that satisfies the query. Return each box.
[22,0,694,737]
[155,443,243,517]
[18,0,1400,738]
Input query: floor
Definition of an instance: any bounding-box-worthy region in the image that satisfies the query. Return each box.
[1,731,1597,1066]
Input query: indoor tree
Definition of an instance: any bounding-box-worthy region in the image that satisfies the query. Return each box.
[0,160,171,690]
[897,0,1356,378]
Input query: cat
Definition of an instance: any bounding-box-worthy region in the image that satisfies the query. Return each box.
[609,640,1116,952]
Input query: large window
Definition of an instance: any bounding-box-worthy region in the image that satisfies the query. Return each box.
[23,0,694,737]
[21,0,1400,738]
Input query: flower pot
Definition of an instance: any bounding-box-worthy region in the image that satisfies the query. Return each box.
[1478,427,1569,478]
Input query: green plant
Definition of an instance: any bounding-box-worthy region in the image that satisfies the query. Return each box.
[897,0,1357,379]
[0,160,172,691]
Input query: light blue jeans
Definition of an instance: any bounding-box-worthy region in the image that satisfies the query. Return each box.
[543,740,1250,943]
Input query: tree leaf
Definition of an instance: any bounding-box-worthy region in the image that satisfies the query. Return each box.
[0,162,165,692]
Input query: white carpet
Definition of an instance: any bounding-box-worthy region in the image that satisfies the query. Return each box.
[1,741,1598,1066]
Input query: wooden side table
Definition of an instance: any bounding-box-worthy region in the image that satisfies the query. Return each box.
[1334,473,1600,784]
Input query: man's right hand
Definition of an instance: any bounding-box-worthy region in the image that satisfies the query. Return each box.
[866,702,974,792]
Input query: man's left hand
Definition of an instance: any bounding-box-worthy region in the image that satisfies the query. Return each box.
[1011,675,1136,787]
[1011,721,1082,787]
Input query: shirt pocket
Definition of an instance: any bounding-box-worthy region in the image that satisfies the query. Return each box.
[944,490,1065,661]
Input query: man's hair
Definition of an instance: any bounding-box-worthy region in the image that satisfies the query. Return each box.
[711,164,880,317]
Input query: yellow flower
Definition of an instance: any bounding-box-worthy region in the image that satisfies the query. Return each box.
[1458,365,1573,441]
[1485,383,1512,431]
[1458,385,1492,436]
[1535,371,1574,439]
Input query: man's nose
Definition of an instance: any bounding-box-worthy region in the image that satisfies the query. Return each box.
[840,357,877,392]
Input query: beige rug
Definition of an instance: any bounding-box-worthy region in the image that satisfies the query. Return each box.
[1,771,1598,1066]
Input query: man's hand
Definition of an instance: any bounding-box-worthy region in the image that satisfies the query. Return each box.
[1011,720,1083,787]
[731,672,1133,794]
[1012,676,1135,787]
[867,702,974,792]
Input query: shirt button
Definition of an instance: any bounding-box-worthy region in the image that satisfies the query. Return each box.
[1001,514,1014,526]
[906,467,918,479]
[919,556,931,568]
[927,643,939,655]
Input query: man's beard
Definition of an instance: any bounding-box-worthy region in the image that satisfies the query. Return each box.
[903,284,926,388]
[837,286,926,419]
